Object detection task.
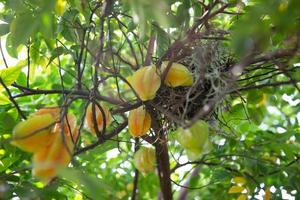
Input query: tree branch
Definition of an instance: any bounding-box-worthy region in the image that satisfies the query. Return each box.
[74,120,127,156]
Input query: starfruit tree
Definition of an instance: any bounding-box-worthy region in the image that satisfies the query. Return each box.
[0,0,300,199]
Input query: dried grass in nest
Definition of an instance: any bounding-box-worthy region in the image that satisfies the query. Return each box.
[151,41,235,127]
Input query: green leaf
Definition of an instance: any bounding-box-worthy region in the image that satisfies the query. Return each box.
[0,93,10,105]
[155,26,170,57]
[0,23,10,36]
[46,47,69,67]
[0,112,16,133]
[176,3,190,26]
[0,155,20,172]
[58,167,112,199]
[7,0,26,12]
[5,34,18,58]
[59,9,80,42]
[10,12,40,48]
[0,61,26,89]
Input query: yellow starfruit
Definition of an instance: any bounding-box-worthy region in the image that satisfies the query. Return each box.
[34,107,60,120]
[128,106,151,137]
[11,114,56,153]
[134,147,155,173]
[85,103,112,135]
[53,113,78,139]
[161,61,193,87]
[32,113,78,184]
[11,107,79,184]
[32,131,73,184]
[129,65,161,101]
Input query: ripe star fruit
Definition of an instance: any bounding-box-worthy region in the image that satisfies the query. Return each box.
[32,113,78,184]
[134,147,155,173]
[128,106,151,137]
[161,61,193,87]
[176,120,212,161]
[35,107,78,136]
[129,65,161,101]
[34,107,60,120]
[11,107,79,184]
[53,112,78,137]
[85,103,112,135]
[11,113,56,153]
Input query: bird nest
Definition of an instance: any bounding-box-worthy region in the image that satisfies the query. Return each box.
[150,41,235,127]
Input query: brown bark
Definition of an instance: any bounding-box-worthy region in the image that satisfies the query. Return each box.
[154,133,173,200]
[147,104,173,200]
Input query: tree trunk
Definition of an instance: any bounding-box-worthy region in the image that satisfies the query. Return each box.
[155,133,173,200]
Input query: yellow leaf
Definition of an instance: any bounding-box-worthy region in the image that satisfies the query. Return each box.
[237,194,247,200]
[55,0,67,16]
[256,93,268,107]
[126,183,134,191]
[74,194,83,200]
[233,176,247,185]
[116,191,127,199]
[228,186,245,194]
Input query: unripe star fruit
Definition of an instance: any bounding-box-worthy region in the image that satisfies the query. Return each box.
[176,120,212,161]
[161,61,193,87]
[11,114,56,153]
[85,103,112,135]
[134,147,155,173]
[128,106,151,137]
[129,65,161,101]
